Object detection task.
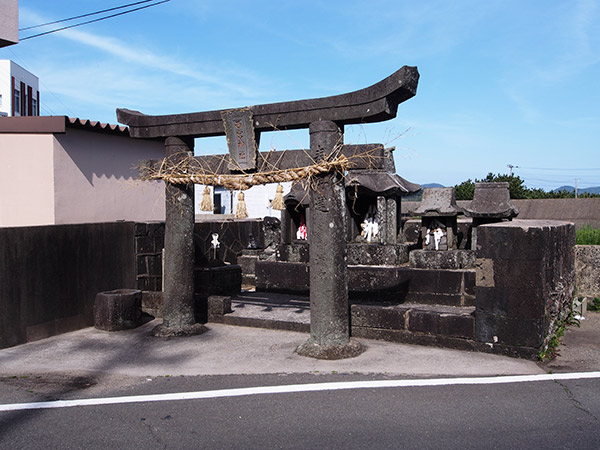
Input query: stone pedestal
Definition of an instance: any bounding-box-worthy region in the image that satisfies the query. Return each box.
[94,289,142,331]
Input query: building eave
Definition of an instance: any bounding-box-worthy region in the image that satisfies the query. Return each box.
[0,116,130,136]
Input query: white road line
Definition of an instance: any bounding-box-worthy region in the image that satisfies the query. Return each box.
[1,371,599,412]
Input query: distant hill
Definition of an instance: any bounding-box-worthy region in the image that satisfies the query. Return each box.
[553,186,600,194]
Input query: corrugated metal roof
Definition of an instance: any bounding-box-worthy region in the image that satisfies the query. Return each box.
[67,117,129,135]
[0,116,130,136]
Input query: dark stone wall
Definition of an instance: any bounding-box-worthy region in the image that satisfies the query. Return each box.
[0,223,135,349]
[474,220,575,356]
[351,303,475,349]
[135,222,164,291]
[255,261,475,306]
[133,218,279,292]
[194,219,267,265]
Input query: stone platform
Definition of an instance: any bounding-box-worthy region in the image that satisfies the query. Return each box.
[255,261,476,306]
[210,291,310,333]
[209,291,477,351]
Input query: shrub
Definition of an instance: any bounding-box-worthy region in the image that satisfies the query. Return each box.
[576,226,600,245]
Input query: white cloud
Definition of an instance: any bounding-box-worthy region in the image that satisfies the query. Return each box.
[18,5,272,111]
[59,28,258,97]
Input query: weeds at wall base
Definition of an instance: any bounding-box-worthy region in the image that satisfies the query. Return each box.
[538,307,581,362]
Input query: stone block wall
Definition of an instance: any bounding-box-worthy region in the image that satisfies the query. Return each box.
[193,219,267,265]
[403,199,600,229]
[575,245,600,298]
[135,222,164,292]
[474,220,575,357]
[256,261,476,305]
[351,303,475,349]
[134,218,280,292]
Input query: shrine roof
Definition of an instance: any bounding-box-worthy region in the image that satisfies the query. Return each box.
[284,168,421,207]
[346,171,421,196]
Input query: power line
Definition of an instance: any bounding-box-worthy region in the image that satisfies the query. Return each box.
[20,0,171,41]
[19,0,155,31]
[518,166,600,171]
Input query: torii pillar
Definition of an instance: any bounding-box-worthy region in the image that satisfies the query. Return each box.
[152,136,207,337]
[296,120,364,358]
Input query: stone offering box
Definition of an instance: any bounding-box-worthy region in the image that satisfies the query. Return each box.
[94,289,142,331]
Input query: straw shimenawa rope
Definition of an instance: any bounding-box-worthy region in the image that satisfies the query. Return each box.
[140,153,352,191]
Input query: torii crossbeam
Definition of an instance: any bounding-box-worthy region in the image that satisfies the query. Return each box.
[118,66,419,359]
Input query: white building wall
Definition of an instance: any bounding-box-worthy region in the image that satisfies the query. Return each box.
[0,60,40,117]
[0,60,11,117]
[194,182,290,219]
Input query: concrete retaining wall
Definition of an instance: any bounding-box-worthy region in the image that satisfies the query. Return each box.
[0,223,135,348]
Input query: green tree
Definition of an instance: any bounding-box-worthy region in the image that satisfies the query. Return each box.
[454,173,600,200]
[454,179,475,200]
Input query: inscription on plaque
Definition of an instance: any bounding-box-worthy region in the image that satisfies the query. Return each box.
[221,108,257,171]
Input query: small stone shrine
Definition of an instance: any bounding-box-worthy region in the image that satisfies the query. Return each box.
[345,147,421,246]
[465,182,519,249]
[408,187,474,270]
[465,182,519,225]
[410,187,463,251]
[278,148,420,266]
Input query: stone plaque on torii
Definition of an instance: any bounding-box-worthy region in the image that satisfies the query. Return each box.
[117,65,419,359]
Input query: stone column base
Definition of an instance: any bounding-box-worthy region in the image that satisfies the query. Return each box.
[295,338,365,360]
[151,323,208,337]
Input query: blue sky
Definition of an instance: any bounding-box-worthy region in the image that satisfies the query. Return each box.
[4,0,599,190]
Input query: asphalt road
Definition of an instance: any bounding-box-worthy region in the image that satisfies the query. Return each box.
[1,373,599,449]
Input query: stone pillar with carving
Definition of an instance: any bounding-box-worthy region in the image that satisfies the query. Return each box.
[152,136,207,337]
[296,121,364,359]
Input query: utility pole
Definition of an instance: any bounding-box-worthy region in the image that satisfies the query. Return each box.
[575,178,580,198]
[507,164,519,176]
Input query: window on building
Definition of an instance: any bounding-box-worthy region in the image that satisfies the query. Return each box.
[14,88,20,114]
[32,98,37,116]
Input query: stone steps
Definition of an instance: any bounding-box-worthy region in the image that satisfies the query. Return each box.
[210,291,310,333]
[350,302,476,350]
[209,292,476,349]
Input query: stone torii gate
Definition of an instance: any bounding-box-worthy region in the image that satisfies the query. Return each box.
[118,66,419,359]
